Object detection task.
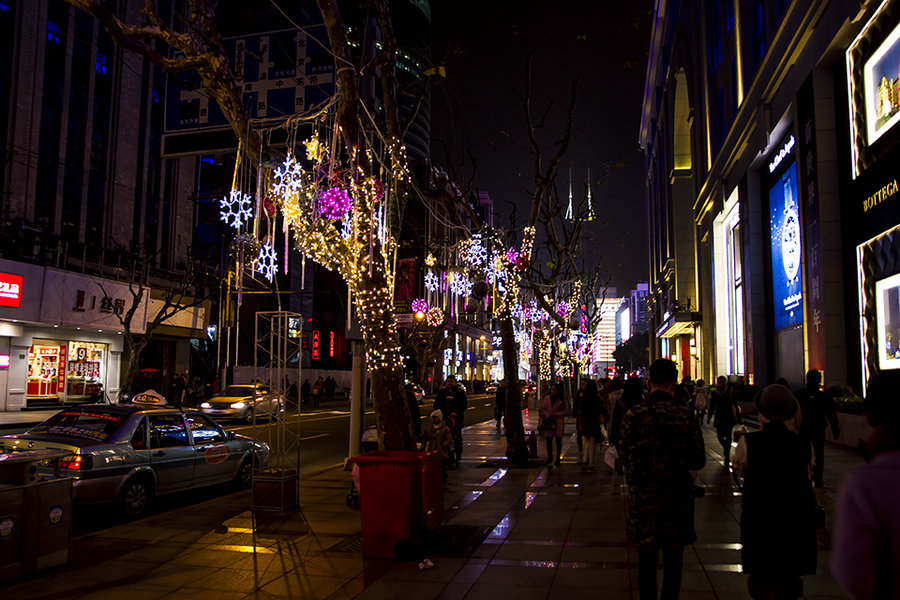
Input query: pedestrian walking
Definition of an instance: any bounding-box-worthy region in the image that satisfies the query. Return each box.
[421,409,453,486]
[620,359,706,600]
[708,375,741,464]
[540,382,568,466]
[300,379,311,408]
[572,379,586,459]
[433,375,467,466]
[494,379,506,432]
[579,378,606,471]
[831,373,900,599]
[693,379,708,425]
[794,369,840,487]
[325,376,336,401]
[405,382,421,438]
[731,384,818,599]
[312,376,324,408]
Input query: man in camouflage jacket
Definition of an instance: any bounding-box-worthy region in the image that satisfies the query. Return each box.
[621,359,706,600]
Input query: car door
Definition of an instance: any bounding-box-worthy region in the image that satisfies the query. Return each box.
[185,413,235,484]
[148,413,195,494]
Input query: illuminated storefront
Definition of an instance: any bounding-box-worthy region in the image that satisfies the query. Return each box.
[845,1,900,392]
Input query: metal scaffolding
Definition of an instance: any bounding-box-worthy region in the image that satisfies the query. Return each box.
[251,311,302,511]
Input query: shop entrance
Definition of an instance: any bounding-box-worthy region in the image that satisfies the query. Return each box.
[26,339,108,407]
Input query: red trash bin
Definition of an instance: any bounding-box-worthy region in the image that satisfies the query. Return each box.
[349,450,444,558]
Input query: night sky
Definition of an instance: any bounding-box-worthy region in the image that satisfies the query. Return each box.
[428,0,654,296]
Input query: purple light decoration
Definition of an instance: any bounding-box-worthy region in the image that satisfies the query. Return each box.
[556,302,569,319]
[411,298,428,313]
[318,187,351,219]
[506,248,519,263]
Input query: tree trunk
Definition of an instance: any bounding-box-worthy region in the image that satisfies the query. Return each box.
[357,265,415,451]
[499,315,529,463]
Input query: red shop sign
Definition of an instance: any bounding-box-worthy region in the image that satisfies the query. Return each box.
[0,272,23,308]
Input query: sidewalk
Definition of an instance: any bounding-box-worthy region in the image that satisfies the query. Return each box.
[1,412,859,599]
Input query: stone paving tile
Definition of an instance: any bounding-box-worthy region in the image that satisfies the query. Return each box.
[463,582,551,600]
[492,541,564,562]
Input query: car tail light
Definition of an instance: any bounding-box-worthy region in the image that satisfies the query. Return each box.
[60,454,93,471]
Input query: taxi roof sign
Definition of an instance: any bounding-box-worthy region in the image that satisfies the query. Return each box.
[131,390,167,406]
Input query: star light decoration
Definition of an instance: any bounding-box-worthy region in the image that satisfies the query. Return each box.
[220,189,253,229]
[255,243,278,282]
[411,298,428,313]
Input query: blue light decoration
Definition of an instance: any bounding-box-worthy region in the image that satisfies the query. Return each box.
[769,161,803,329]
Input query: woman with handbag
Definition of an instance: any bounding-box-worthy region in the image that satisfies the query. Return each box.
[731,384,818,600]
[541,383,568,466]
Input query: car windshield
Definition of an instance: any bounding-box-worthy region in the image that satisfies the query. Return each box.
[29,410,123,443]
[221,386,256,396]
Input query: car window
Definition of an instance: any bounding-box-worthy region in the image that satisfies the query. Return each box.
[186,414,226,444]
[29,410,123,443]
[149,414,189,448]
[131,418,148,450]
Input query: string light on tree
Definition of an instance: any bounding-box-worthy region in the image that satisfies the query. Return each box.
[220,189,253,229]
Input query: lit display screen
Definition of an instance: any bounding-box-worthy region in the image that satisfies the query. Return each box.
[875,271,900,370]
[769,162,803,330]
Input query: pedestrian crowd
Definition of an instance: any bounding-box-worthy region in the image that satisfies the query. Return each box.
[519,361,897,600]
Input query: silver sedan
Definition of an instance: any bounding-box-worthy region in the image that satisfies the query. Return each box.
[0,403,270,517]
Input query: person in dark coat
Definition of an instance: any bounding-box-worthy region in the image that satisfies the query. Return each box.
[493,379,506,432]
[732,384,818,599]
[794,369,840,487]
[621,360,706,600]
[433,375,467,466]
[300,379,311,408]
[405,383,421,438]
[579,378,606,471]
[708,375,740,464]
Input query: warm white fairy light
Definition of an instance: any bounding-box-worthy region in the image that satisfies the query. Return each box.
[426,306,444,327]
[425,253,436,267]
[220,189,253,229]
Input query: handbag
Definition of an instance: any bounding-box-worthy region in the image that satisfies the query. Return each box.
[603,444,619,469]
[538,414,557,433]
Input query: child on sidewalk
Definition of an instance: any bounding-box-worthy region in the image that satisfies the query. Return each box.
[422,409,452,486]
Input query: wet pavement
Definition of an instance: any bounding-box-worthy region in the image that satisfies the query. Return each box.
[0,410,859,599]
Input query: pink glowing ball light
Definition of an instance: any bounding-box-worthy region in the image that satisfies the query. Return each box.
[318,187,352,219]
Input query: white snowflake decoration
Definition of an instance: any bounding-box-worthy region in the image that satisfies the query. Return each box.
[220,189,253,229]
[449,272,472,296]
[529,300,543,322]
[511,303,523,320]
[271,153,304,198]
[464,234,488,267]
[424,270,439,292]
[255,243,278,282]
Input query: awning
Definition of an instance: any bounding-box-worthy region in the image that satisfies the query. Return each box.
[656,311,702,338]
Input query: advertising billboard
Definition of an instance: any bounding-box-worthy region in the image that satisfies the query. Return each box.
[864,21,900,145]
[769,161,803,330]
[875,271,900,369]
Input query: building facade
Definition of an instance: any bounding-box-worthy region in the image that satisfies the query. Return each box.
[641,0,900,392]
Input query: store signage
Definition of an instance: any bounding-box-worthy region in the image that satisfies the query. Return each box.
[312,330,319,360]
[768,135,796,173]
[0,272,22,308]
[863,178,899,212]
[329,331,335,358]
[769,162,804,329]
[0,355,8,368]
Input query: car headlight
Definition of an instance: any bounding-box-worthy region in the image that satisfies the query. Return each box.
[230,402,246,409]
[200,402,211,408]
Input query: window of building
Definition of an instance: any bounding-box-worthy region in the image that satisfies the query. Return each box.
[714,190,745,376]
[47,21,60,44]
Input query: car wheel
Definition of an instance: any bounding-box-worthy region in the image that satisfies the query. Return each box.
[243,408,254,424]
[119,476,153,518]
[234,456,255,489]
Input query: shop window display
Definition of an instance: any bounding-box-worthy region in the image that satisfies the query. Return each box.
[27,344,66,399]
[66,342,106,402]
